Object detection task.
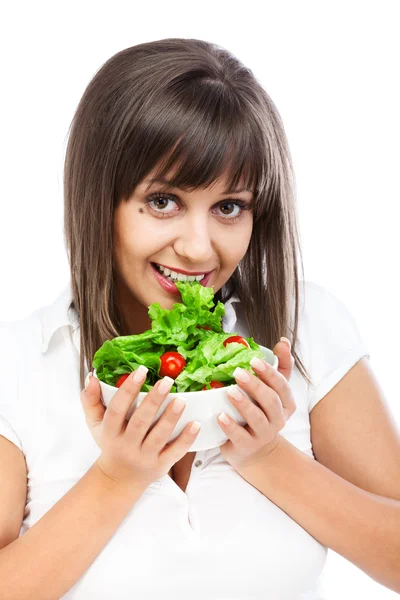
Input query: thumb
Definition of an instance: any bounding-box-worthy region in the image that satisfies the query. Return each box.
[80,372,105,427]
[273,337,294,381]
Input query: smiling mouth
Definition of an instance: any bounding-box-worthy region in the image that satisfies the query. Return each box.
[151,262,208,281]
[150,263,215,293]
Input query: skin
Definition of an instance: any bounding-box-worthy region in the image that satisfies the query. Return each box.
[113,167,254,336]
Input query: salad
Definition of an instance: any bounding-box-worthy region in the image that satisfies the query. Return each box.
[92,280,267,393]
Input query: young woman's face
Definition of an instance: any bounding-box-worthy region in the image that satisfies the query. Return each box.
[113,168,254,334]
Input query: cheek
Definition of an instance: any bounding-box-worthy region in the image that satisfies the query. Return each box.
[222,220,253,260]
[114,210,158,259]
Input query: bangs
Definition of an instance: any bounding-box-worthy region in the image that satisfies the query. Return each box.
[116,77,271,217]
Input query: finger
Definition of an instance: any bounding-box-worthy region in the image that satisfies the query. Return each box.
[161,416,202,465]
[102,365,149,439]
[217,410,252,446]
[246,361,297,416]
[142,395,194,452]
[272,338,294,380]
[80,372,105,428]
[227,384,284,435]
[123,375,175,446]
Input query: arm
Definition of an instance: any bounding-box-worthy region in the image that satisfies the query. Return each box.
[238,436,400,594]
[0,461,147,600]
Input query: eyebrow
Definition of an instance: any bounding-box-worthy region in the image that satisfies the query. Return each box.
[145,177,253,195]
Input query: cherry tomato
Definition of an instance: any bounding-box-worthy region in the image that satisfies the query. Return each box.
[159,351,186,379]
[202,380,225,390]
[223,335,250,348]
[196,324,211,330]
[115,373,130,388]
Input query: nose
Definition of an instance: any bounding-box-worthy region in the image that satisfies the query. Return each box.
[173,217,215,265]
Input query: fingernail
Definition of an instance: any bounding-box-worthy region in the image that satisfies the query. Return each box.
[233,367,250,383]
[218,412,230,425]
[250,357,265,371]
[190,421,202,434]
[131,365,148,383]
[159,376,174,394]
[280,337,291,350]
[228,385,243,401]
[172,396,186,414]
[84,372,93,392]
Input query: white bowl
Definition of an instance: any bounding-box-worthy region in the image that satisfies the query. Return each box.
[92,344,278,451]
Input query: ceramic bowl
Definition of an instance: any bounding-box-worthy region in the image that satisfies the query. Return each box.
[90,344,278,451]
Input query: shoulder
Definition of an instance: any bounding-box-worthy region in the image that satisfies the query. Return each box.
[0,313,44,449]
[0,310,43,357]
[0,312,44,401]
[297,279,360,331]
[295,278,369,365]
[296,280,369,411]
[298,279,340,309]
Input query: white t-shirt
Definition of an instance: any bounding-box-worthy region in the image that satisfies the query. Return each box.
[0,280,370,600]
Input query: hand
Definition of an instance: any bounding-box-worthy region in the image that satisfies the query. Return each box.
[80,367,201,490]
[218,338,296,472]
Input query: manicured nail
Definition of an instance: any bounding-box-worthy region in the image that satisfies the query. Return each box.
[190,421,202,434]
[228,386,244,402]
[250,357,265,372]
[280,337,291,350]
[218,412,230,425]
[172,396,186,414]
[131,365,148,383]
[159,376,174,394]
[84,372,93,391]
[233,367,250,383]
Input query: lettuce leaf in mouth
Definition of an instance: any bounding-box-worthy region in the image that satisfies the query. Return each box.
[92,280,266,392]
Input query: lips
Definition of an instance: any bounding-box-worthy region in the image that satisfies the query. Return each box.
[151,262,214,294]
[152,262,211,277]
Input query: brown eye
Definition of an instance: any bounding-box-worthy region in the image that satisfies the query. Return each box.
[213,200,250,223]
[219,202,237,216]
[144,193,178,217]
[153,197,169,210]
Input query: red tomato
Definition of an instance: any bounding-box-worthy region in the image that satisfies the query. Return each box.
[223,335,250,348]
[159,351,186,379]
[202,380,225,390]
[115,373,130,388]
[196,324,211,330]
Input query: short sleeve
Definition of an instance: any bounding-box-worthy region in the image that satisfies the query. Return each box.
[0,321,23,451]
[0,414,22,450]
[301,282,370,413]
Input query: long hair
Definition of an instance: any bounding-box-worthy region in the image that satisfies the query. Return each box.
[63,38,314,391]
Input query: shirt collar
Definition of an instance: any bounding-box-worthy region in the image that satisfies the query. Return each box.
[221,293,241,333]
[41,280,79,354]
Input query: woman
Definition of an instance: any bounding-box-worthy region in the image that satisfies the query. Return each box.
[1,38,399,599]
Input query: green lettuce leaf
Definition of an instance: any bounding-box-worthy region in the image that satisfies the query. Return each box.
[92,280,269,392]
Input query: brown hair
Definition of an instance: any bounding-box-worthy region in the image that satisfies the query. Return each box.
[63,38,314,391]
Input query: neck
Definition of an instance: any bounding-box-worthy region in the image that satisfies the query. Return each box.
[114,274,152,336]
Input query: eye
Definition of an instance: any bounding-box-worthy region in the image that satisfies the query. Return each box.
[144,193,178,216]
[217,201,245,221]
[143,192,251,223]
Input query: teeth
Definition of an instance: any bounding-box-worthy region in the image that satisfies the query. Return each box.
[156,264,206,282]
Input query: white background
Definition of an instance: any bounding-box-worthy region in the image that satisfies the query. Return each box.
[0,1,399,598]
